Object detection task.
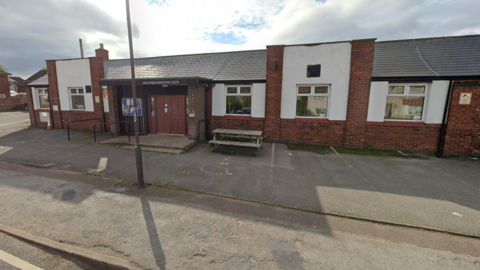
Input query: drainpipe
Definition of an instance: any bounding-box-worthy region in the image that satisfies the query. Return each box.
[436,80,454,158]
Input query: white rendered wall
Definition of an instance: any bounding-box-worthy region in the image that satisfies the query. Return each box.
[56,59,93,111]
[425,80,449,124]
[281,42,352,120]
[211,83,266,118]
[31,87,39,110]
[367,82,389,122]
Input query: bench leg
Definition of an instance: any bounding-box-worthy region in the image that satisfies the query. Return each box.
[210,144,216,152]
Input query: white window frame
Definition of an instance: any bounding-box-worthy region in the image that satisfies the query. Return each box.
[37,88,50,109]
[69,87,86,111]
[225,85,252,116]
[385,83,429,122]
[295,84,330,118]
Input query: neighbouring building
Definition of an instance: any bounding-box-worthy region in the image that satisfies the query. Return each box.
[28,35,480,156]
[9,77,27,93]
[0,70,24,111]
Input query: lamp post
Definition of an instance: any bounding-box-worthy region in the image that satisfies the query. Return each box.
[126,0,145,188]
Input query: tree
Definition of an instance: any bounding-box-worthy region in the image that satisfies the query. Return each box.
[40,67,47,71]
[0,65,8,72]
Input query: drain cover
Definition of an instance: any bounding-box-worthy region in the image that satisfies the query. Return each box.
[175,170,192,178]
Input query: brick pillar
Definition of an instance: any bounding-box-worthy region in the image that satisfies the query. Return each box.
[206,86,213,140]
[264,45,285,142]
[26,87,36,126]
[89,57,105,124]
[95,44,109,61]
[344,39,376,148]
[0,75,10,97]
[108,85,120,136]
[188,84,206,140]
[46,60,63,128]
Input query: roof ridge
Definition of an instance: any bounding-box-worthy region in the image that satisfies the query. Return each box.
[106,49,267,62]
[376,34,480,44]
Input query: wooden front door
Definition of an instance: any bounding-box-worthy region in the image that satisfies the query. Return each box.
[148,95,186,135]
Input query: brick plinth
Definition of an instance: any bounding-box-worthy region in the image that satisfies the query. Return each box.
[344,39,376,148]
[211,116,265,133]
[264,45,285,142]
[279,120,345,146]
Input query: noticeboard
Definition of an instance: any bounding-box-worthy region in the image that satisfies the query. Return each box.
[122,98,142,116]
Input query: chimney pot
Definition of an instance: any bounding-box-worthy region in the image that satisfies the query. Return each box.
[100,43,104,49]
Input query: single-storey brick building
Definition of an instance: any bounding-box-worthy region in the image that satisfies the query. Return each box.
[27,35,480,156]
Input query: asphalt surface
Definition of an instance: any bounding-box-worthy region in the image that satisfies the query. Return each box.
[0,163,480,270]
[0,111,479,237]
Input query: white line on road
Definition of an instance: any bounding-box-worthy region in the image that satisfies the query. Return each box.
[0,120,30,127]
[330,147,353,168]
[0,250,43,270]
[96,157,108,173]
[268,143,276,186]
[0,146,13,156]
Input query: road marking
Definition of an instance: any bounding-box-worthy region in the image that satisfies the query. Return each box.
[330,147,353,168]
[452,212,463,217]
[0,250,43,270]
[268,143,276,186]
[96,157,108,173]
[0,146,13,156]
[0,120,30,127]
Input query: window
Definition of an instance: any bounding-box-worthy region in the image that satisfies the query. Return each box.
[385,84,427,121]
[307,64,321,77]
[226,86,251,115]
[70,87,85,110]
[296,85,329,117]
[37,88,50,109]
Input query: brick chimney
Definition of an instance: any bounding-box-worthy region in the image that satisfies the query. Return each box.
[95,43,109,61]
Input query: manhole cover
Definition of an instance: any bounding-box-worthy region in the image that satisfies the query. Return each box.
[175,170,192,178]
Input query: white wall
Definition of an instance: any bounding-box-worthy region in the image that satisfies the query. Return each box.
[367,80,450,123]
[367,82,389,122]
[31,87,39,110]
[55,59,93,111]
[281,42,352,120]
[212,83,266,118]
[425,80,449,124]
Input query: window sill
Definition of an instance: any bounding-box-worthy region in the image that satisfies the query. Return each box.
[294,118,329,123]
[224,115,252,120]
[384,121,425,127]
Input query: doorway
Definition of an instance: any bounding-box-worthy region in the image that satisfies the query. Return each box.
[148,95,187,135]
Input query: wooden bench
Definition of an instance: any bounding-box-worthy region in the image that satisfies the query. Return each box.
[208,128,263,156]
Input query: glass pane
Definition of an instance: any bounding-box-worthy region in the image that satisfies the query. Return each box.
[70,89,76,94]
[44,89,49,95]
[385,97,424,120]
[78,89,84,94]
[388,86,405,94]
[409,86,425,94]
[227,87,237,94]
[298,86,311,94]
[314,86,328,94]
[240,87,251,94]
[39,95,50,109]
[226,96,251,115]
[38,89,43,94]
[296,96,328,117]
[72,95,85,110]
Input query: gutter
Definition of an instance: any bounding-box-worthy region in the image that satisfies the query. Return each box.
[436,80,454,158]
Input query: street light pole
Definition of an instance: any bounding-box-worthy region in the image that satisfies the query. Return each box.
[125,0,145,188]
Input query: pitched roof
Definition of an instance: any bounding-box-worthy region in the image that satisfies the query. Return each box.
[0,70,11,76]
[27,74,49,86]
[9,77,26,86]
[103,50,267,81]
[373,35,480,78]
[26,70,48,82]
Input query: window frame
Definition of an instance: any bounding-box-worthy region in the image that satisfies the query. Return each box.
[69,87,86,111]
[295,84,330,119]
[37,88,50,109]
[385,83,429,122]
[225,85,252,116]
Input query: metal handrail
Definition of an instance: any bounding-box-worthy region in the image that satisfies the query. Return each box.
[94,121,130,143]
[67,118,102,141]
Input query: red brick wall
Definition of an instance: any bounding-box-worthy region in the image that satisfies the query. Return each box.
[211,116,265,132]
[26,87,36,126]
[0,96,23,111]
[0,75,10,97]
[188,85,206,140]
[264,45,285,142]
[365,123,441,152]
[444,80,480,156]
[46,60,62,128]
[344,39,376,148]
[108,86,121,136]
[280,120,346,146]
[89,57,106,124]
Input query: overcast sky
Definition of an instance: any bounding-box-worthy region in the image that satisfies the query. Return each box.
[1,0,479,78]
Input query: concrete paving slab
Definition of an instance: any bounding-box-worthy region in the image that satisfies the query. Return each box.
[98,134,195,150]
[122,146,183,155]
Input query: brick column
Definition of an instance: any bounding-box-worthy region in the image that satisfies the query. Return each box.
[188,84,206,140]
[108,85,121,136]
[46,60,63,128]
[264,45,285,142]
[26,87,36,126]
[89,57,106,124]
[344,39,376,148]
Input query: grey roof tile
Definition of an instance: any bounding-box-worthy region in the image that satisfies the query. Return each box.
[373,35,480,77]
[27,74,49,86]
[104,50,266,81]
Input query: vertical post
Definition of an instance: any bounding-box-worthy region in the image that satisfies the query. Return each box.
[79,39,84,59]
[126,0,145,188]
